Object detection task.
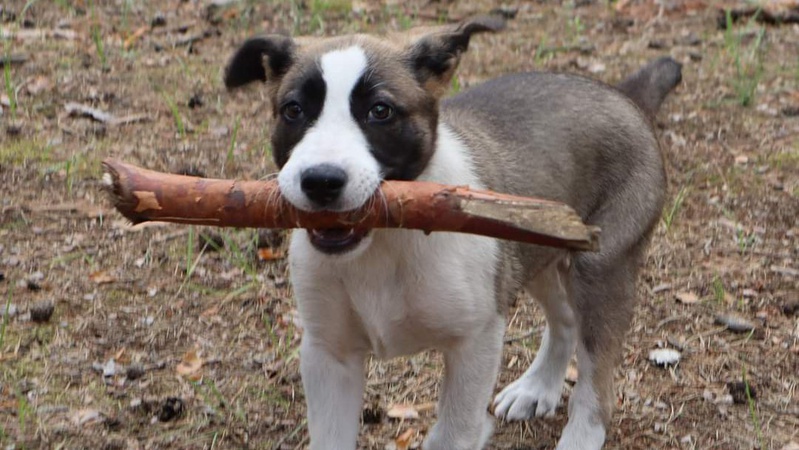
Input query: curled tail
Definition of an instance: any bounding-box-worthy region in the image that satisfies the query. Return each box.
[616,56,682,118]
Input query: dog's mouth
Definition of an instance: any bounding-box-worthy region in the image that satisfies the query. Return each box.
[308,228,370,254]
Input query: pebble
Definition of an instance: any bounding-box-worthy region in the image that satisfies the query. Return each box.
[714,313,756,333]
[158,397,184,422]
[1,303,16,317]
[29,300,54,323]
[648,348,681,367]
[151,12,167,27]
[727,381,756,404]
[102,359,118,378]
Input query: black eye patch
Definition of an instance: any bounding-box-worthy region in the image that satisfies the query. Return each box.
[271,69,326,168]
[349,75,433,181]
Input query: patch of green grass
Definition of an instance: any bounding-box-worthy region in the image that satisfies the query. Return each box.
[306,0,352,33]
[723,9,766,107]
[712,275,725,304]
[3,40,17,119]
[1,288,11,350]
[0,139,51,165]
[161,91,186,139]
[742,366,764,448]
[662,185,689,231]
[534,35,555,66]
[225,117,240,175]
[89,1,108,70]
[450,75,461,95]
[566,15,585,45]
[18,389,31,438]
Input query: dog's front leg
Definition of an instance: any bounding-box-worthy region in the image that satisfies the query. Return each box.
[424,315,505,450]
[300,336,365,450]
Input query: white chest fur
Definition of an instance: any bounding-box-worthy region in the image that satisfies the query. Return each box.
[288,124,501,359]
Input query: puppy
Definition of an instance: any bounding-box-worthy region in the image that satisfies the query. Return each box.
[224,16,681,450]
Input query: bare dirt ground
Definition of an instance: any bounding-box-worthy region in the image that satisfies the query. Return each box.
[1,1,797,449]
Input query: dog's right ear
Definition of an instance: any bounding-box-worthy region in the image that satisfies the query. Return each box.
[224,35,295,89]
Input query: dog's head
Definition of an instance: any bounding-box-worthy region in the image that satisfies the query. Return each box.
[225,17,503,254]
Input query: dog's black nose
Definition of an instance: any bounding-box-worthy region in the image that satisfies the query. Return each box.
[300,164,348,206]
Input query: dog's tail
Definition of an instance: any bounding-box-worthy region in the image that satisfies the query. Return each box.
[616,56,682,118]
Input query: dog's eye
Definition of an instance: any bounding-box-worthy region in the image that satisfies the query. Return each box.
[281,102,304,122]
[368,103,394,123]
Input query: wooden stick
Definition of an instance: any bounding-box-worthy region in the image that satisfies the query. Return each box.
[101,159,601,251]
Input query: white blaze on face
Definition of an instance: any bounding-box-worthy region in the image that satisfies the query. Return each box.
[277,46,381,212]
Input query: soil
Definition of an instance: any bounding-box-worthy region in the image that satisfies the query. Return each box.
[1,1,797,449]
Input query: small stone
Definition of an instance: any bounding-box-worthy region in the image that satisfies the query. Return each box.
[102,358,117,378]
[782,301,799,317]
[188,93,203,109]
[30,300,54,322]
[158,397,184,422]
[648,348,681,367]
[126,365,145,381]
[6,122,22,136]
[0,303,17,318]
[726,381,756,404]
[151,12,167,27]
[715,313,756,333]
[677,32,701,46]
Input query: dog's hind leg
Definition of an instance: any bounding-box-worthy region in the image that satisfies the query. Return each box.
[424,315,505,450]
[556,242,648,450]
[493,257,576,420]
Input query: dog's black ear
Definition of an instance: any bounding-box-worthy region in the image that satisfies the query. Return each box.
[224,35,295,89]
[408,16,504,95]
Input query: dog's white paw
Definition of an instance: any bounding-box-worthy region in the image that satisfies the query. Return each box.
[493,374,562,420]
[554,416,605,450]
[423,413,493,450]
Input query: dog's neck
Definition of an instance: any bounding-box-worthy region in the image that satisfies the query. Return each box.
[418,123,485,189]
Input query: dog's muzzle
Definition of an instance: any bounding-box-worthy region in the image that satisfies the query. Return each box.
[298,164,372,254]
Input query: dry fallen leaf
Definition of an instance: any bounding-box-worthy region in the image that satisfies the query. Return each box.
[176,349,203,378]
[565,363,579,383]
[72,408,103,426]
[387,404,420,420]
[257,247,285,261]
[124,26,149,50]
[675,291,699,304]
[395,428,416,450]
[89,270,117,284]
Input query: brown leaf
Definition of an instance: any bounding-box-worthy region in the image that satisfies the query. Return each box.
[123,26,149,50]
[176,349,203,378]
[675,291,699,304]
[257,247,285,261]
[89,270,117,284]
[395,428,416,450]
